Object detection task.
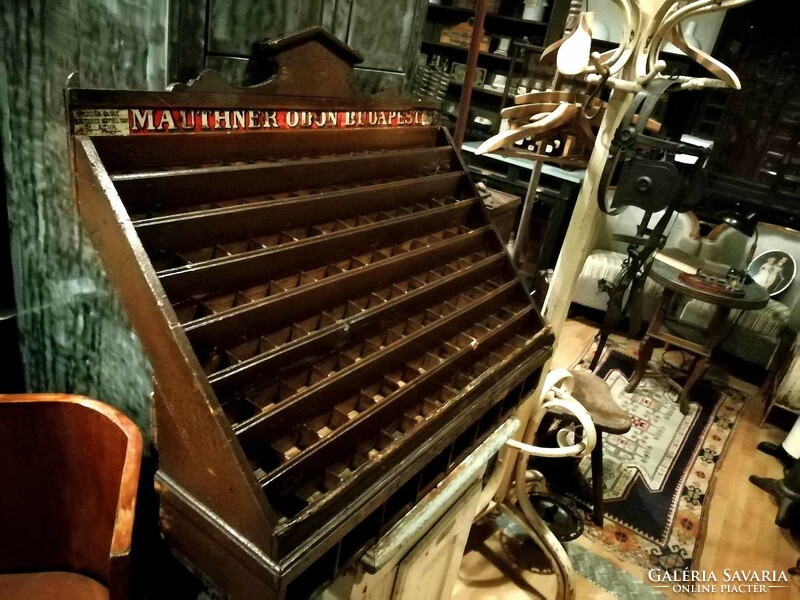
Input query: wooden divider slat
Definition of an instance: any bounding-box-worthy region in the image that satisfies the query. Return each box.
[159,201,478,304]
[133,172,465,252]
[113,146,455,213]
[273,344,551,552]
[259,305,537,493]
[182,223,490,353]
[234,282,521,446]
[209,252,509,398]
[93,126,441,173]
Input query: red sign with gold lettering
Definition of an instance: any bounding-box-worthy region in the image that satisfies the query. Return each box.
[72,108,437,136]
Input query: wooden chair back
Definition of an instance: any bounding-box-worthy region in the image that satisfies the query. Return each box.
[0,394,143,599]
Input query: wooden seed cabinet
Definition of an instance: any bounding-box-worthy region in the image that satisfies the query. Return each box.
[67,28,553,599]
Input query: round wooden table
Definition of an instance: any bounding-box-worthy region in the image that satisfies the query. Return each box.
[626,251,769,414]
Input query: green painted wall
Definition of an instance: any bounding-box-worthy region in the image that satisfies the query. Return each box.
[177,0,427,94]
[0,1,169,438]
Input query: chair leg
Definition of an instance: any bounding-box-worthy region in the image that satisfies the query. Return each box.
[679,357,709,415]
[776,496,797,529]
[626,335,655,393]
[591,434,604,527]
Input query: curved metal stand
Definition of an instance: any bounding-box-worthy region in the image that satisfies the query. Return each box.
[494,370,598,600]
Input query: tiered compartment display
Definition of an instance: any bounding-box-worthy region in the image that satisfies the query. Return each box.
[68,28,552,599]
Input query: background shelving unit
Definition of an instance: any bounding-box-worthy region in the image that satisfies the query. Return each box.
[417,0,559,142]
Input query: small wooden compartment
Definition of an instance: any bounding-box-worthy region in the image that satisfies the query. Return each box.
[67,28,552,600]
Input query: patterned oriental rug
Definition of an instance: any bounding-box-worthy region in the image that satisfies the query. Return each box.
[560,339,748,572]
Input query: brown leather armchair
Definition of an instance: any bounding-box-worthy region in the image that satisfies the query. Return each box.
[0,394,143,600]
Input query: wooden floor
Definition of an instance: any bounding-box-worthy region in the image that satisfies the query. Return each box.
[453,318,800,599]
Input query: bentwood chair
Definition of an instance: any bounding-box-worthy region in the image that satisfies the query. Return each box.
[0,394,143,600]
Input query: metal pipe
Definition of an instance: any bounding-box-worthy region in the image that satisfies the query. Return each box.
[512,156,543,266]
[453,0,488,149]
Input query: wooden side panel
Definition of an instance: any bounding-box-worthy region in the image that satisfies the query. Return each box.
[158,480,280,600]
[391,482,481,600]
[72,138,276,552]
